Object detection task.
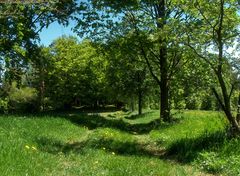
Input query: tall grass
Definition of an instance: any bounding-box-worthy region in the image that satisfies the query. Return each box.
[0,110,239,175]
[0,113,190,176]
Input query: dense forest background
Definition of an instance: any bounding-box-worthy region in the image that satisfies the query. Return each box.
[1,36,238,113]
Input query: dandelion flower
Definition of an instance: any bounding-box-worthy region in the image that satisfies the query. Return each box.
[25,145,30,149]
[32,146,37,151]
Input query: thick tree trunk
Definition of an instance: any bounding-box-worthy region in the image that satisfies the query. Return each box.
[160,85,170,122]
[160,54,170,122]
[137,0,171,122]
[157,0,171,122]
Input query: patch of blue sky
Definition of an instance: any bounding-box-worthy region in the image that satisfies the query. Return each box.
[38,20,81,46]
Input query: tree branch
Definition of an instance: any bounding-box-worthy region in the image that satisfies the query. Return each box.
[185,37,217,73]
[212,87,226,112]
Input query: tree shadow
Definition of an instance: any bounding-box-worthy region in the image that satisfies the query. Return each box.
[124,112,154,120]
[164,129,229,163]
[35,135,165,158]
[64,113,160,134]
[5,109,182,135]
[35,129,230,165]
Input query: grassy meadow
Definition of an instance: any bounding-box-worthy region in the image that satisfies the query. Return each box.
[0,110,240,176]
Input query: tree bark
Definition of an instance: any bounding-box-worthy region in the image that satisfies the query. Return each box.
[213,0,240,134]
[131,96,135,112]
[39,80,45,111]
[138,89,142,115]
[236,93,240,124]
[160,46,170,121]
[214,65,240,133]
[156,0,170,122]
[134,0,171,122]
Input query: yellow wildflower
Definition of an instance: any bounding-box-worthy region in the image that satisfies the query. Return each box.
[25,145,30,149]
[32,146,37,151]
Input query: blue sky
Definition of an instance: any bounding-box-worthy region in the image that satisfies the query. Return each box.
[38,21,80,46]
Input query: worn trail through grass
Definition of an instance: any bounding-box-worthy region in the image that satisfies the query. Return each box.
[0,110,237,176]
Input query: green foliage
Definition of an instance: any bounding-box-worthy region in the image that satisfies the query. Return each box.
[104,36,155,111]
[8,83,38,112]
[33,36,108,109]
[0,98,8,113]
[0,1,76,83]
[196,139,240,175]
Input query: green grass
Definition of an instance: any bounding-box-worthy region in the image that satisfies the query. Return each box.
[0,110,239,175]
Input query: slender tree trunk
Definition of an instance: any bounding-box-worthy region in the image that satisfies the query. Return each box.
[138,90,142,115]
[136,71,144,115]
[131,96,135,112]
[214,0,240,133]
[236,93,240,124]
[39,80,45,111]
[214,70,240,133]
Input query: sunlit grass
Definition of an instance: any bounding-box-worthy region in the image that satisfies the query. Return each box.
[0,110,237,175]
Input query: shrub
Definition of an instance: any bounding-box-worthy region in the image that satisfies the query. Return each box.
[0,98,9,113]
[8,83,38,112]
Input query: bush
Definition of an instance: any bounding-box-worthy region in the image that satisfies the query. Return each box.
[8,83,38,112]
[0,98,9,113]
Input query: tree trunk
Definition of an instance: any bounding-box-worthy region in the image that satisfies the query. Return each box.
[138,90,142,115]
[156,0,171,122]
[130,96,135,112]
[224,108,240,134]
[39,80,45,111]
[137,0,171,122]
[236,93,240,124]
[214,71,240,133]
[160,59,170,122]
[214,1,240,134]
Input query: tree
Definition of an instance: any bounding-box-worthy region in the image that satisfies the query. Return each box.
[169,50,215,110]
[0,1,76,85]
[74,0,189,122]
[104,36,153,114]
[185,0,240,133]
[42,36,107,109]
[26,47,53,111]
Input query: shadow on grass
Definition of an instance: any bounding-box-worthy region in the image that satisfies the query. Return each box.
[124,112,154,120]
[5,109,232,166]
[35,128,231,166]
[62,111,183,135]
[3,110,180,135]
[65,113,160,134]
[35,135,165,158]
[165,129,229,163]
[3,107,183,135]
